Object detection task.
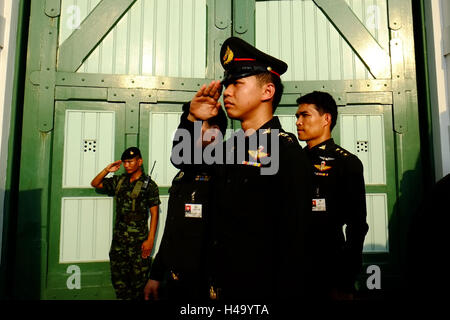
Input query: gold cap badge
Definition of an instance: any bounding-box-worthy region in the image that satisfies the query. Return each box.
[223,46,234,65]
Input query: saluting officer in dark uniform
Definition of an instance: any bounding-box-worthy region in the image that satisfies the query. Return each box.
[144,104,228,301]
[295,91,369,300]
[176,37,312,300]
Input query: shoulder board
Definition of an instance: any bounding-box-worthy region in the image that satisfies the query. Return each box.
[278,132,294,143]
[333,147,350,157]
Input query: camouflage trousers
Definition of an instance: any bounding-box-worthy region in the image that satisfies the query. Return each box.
[109,237,150,300]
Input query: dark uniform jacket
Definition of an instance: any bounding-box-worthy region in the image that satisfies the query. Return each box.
[150,110,214,285]
[305,138,369,291]
[158,103,312,300]
[213,118,311,300]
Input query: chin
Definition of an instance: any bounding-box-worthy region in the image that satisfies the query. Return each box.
[297,134,309,141]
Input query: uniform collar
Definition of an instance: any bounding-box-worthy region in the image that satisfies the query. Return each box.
[259,116,282,130]
[239,116,282,139]
[309,138,335,152]
[124,171,146,183]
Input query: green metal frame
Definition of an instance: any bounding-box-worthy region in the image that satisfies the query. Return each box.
[313,0,391,79]
[139,103,182,193]
[58,0,137,73]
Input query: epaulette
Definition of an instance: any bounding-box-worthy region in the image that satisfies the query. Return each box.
[334,147,349,157]
[278,132,294,143]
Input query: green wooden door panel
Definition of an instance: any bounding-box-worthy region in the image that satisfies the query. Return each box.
[254,0,390,81]
[58,0,137,72]
[59,0,208,77]
[334,105,397,254]
[46,101,126,299]
[139,103,183,187]
[139,103,183,259]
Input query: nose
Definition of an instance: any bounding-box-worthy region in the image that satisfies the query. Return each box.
[296,117,302,127]
[223,84,232,98]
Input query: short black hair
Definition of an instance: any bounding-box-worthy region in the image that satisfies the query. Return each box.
[255,72,284,113]
[207,106,228,136]
[296,91,338,131]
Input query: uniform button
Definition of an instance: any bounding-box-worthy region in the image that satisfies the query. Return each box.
[243,178,248,183]
[227,179,231,183]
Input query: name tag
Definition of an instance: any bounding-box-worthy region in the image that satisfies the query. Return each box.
[312,198,326,212]
[185,204,202,218]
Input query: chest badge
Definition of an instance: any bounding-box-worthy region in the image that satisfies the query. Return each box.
[314,160,332,172]
[248,146,269,160]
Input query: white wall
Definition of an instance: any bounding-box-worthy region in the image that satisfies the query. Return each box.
[425,0,450,180]
[0,0,20,264]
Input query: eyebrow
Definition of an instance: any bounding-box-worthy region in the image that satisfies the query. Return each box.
[295,110,309,117]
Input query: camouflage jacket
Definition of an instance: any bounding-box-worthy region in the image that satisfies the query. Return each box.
[102,173,160,239]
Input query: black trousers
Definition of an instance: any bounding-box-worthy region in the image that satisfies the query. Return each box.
[161,271,210,301]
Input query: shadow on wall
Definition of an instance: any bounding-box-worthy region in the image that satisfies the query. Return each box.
[405,173,450,301]
[357,157,425,300]
[11,189,42,300]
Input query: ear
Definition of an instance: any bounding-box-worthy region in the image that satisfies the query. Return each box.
[323,113,333,128]
[261,82,275,102]
[138,158,143,166]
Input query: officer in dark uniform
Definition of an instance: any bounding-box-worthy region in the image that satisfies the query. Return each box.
[145,104,228,301]
[295,91,369,300]
[91,147,160,300]
[169,37,312,301]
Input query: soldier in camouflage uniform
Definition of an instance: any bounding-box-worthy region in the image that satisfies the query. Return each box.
[91,147,160,300]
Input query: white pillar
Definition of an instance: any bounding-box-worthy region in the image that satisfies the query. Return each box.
[424,0,450,180]
[0,0,21,264]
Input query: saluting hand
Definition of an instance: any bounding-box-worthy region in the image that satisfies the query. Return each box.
[189,80,223,121]
[105,160,122,173]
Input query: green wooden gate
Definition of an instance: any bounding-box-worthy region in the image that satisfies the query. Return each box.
[14,0,421,299]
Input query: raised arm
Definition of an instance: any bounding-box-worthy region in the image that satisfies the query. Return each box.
[90,160,122,188]
[171,80,223,170]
